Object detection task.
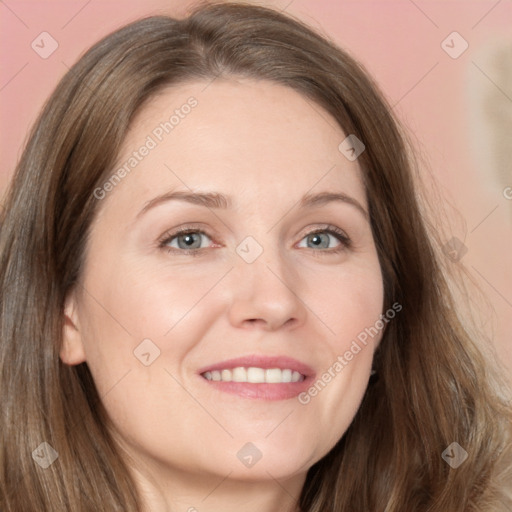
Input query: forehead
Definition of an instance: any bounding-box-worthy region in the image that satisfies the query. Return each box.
[103,78,366,214]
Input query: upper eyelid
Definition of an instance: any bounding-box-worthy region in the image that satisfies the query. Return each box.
[159,227,213,246]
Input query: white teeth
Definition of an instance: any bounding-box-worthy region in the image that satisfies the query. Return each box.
[247,367,265,383]
[265,368,282,383]
[221,369,232,382]
[232,367,247,382]
[202,367,305,383]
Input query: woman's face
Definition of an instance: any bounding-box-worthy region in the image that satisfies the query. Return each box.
[62,78,384,489]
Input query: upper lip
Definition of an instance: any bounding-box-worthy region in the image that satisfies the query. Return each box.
[197,355,315,378]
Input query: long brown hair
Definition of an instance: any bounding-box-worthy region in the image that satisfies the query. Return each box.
[1,2,511,511]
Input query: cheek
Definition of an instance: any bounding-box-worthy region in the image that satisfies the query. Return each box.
[114,261,226,334]
[309,256,384,346]
[80,250,215,337]
[296,259,384,449]
[76,257,226,389]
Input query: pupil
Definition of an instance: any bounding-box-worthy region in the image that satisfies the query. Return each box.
[309,233,328,248]
[179,233,200,249]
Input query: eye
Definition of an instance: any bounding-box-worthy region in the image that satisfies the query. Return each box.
[158,224,351,256]
[160,228,214,253]
[297,226,351,253]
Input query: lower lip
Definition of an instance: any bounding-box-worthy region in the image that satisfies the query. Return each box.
[199,375,313,400]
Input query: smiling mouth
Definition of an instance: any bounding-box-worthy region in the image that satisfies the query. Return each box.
[201,367,305,383]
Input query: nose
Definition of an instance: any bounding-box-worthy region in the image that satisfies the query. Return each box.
[226,247,308,332]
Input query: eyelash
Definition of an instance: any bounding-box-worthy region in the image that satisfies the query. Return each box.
[158,224,352,257]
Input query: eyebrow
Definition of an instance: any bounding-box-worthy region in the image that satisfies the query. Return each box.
[300,191,368,220]
[137,191,231,219]
[137,190,368,220]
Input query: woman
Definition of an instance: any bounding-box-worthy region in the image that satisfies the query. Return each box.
[1,3,511,511]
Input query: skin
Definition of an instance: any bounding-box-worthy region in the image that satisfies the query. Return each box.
[61,78,384,512]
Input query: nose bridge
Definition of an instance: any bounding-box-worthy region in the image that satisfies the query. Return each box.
[237,230,292,285]
[227,234,306,330]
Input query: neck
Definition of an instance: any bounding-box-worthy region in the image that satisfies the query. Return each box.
[131,461,305,512]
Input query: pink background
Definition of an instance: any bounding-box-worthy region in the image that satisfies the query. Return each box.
[1,1,511,372]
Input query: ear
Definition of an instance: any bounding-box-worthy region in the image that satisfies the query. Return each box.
[60,291,87,366]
